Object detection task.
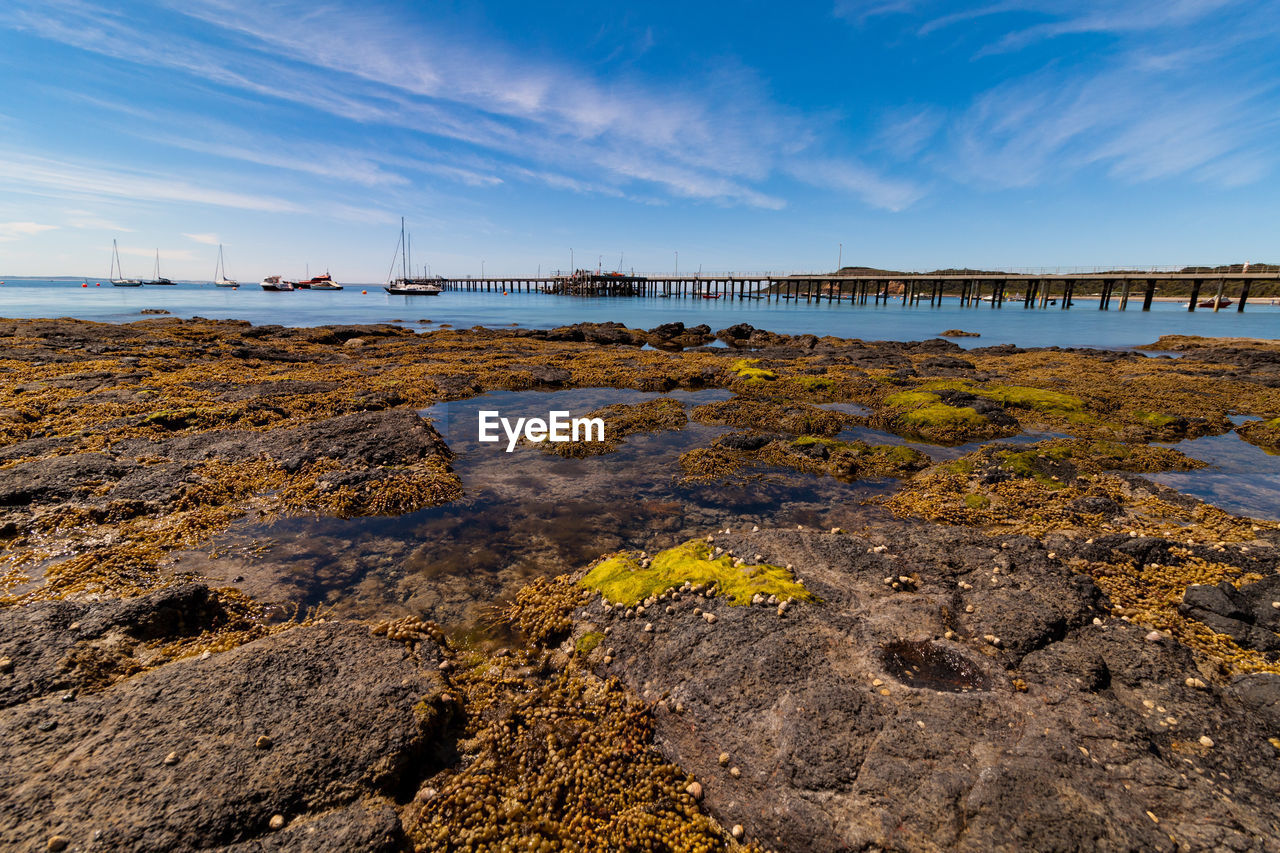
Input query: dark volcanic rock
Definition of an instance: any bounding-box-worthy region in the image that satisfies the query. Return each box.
[1180,577,1280,651]
[0,583,230,708]
[573,523,1280,851]
[0,620,449,852]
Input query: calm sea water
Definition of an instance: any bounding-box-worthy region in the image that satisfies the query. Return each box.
[1,279,1277,348]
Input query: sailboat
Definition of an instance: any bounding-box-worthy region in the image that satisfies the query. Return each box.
[109,239,142,286]
[144,249,174,285]
[384,219,442,295]
[214,245,238,287]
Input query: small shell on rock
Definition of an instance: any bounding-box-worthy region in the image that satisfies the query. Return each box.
[718,752,730,765]
[703,613,718,624]
[255,735,273,749]
[751,593,764,605]
[830,527,842,534]
[1199,735,1215,748]
[965,605,974,613]
[0,658,12,673]
[1145,631,1163,642]
[751,525,760,532]
[643,623,654,633]
[1185,677,1207,689]
[693,608,702,616]
[983,634,1002,648]
[666,606,676,615]
[1092,618,1103,626]
[714,546,724,555]
[729,766,741,778]
[731,825,744,839]
[163,751,179,765]
[47,838,69,852]
[686,781,703,800]
[872,678,883,687]
[269,814,285,831]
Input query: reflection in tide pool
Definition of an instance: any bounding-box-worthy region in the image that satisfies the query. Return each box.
[1150,429,1280,521]
[180,388,906,631]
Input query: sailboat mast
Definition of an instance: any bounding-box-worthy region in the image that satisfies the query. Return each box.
[400,218,407,282]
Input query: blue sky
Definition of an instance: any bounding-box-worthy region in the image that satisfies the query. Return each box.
[1,0,1278,280]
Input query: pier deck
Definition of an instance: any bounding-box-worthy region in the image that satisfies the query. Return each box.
[437,269,1280,312]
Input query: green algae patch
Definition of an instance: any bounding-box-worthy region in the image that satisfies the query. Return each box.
[581,540,815,607]
[575,630,605,656]
[983,384,1083,413]
[792,375,833,391]
[730,357,777,382]
[1136,411,1178,428]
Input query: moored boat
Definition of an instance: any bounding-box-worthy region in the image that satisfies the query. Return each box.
[299,272,343,290]
[384,218,441,294]
[109,239,142,286]
[214,245,238,287]
[385,279,442,295]
[1198,296,1233,309]
[260,275,296,292]
[144,249,174,285]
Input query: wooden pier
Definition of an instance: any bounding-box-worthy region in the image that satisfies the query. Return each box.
[437,269,1279,312]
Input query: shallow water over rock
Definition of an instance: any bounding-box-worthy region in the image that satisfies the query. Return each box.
[1150,428,1280,520]
[176,388,907,630]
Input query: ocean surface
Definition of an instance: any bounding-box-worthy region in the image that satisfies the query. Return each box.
[1,278,1277,349]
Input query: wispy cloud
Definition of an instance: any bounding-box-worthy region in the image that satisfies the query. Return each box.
[65,209,134,231]
[787,159,924,212]
[1,0,911,211]
[183,232,221,245]
[0,221,57,241]
[0,150,303,213]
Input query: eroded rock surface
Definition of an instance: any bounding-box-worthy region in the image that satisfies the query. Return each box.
[0,606,450,852]
[572,524,1280,851]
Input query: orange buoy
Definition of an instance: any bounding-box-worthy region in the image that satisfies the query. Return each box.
[81,283,88,287]
[361,289,367,294]
[95,283,101,287]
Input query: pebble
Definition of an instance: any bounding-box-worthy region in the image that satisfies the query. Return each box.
[751,593,764,605]
[1272,601,1280,609]
[1199,735,1215,748]
[719,752,730,765]
[944,630,955,640]
[0,657,13,673]
[47,837,69,852]
[1145,631,1163,643]
[983,634,1003,648]
[731,825,744,839]
[256,735,273,749]
[729,766,741,778]
[703,613,717,624]
[1092,618,1103,626]
[965,604,974,613]
[666,606,675,615]
[438,661,452,671]
[754,554,763,562]
[643,623,653,633]
[751,525,759,532]
[163,751,179,765]
[685,781,703,801]
[693,607,702,617]
[1047,552,1056,559]
[1185,677,1207,690]
[872,545,887,553]
[636,605,646,615]
[269,814,285,830]
[830,526,842,534]
[872,678,883,686]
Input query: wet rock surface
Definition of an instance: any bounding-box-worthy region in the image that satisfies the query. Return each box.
[572,523,1280,851]
[0,598,449,853]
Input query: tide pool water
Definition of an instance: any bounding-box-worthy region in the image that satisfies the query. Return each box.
[1,279,1277,348]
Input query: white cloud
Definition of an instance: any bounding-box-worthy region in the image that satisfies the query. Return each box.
[0,221,57,241]
[183,232,221,245]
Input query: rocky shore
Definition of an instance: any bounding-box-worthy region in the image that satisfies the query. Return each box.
[2,317,1280,851]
